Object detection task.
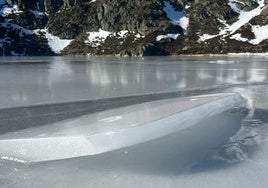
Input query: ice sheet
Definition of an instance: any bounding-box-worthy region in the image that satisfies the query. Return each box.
[1,57,268,188]
[0,56,267,109]
[0,93,244,162]
[0,111,243,188]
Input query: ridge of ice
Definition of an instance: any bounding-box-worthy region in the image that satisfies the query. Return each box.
[0,93,245,162]
[1,156,27,164]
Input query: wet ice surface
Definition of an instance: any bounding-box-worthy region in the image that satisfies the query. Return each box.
[0,56,268,187]
[0,56,267,109]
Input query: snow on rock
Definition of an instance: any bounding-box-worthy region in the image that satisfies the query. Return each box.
[250,25,268,45]
[156,33,179,41]
[199,34,218,42]
[229,25,268,45]
[0,4,22,16]
[41,29,73,53]
[134,33,145,39]
[85,29,112,47]
[228,0,244,13]
[227,0,265,35]
[116,30,128,38]
[230,33,249,42]
[85,29,144,47]
[199,0,266,41]
[157,1,189,42]
[163,1,189,32]
[30,9,45,18]
[0,3,71,54]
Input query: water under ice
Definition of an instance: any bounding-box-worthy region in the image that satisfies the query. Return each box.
[0,56,268,188]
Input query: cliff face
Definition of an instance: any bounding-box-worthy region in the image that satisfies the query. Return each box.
[0,0,267,56]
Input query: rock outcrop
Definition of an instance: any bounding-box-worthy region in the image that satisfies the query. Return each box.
[0,0,267,56]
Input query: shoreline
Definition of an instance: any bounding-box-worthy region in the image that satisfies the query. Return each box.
[176,53,268,57]
[0,52,268,58]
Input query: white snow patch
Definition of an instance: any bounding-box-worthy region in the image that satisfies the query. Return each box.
[228,0,243,13]
[1,5,22,16]
[231,25,268,45]
[135,33,145,39]
[200,0,266,41]
[179,17,189,32]
[163,1,189,32]
[30,9,45,18]
[230,33,249,42]
[227,0,265,35]
[250,25,268,45]
[85,29,144,47]
[41,29,73,53]
[116,30,128,38]
[185,5,190,9]
[85,29,112,47]
[157,1,189,42]
[90,0,97,3]
[199,34,217,41]
[156,33,179,41]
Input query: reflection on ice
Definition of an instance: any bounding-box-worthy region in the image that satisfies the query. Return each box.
[248,69,267,82]
[0,56,267,108]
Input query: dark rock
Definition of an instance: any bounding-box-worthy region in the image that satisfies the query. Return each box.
[0,0,267,56]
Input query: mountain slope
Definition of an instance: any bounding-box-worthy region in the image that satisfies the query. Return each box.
[0,0,267,56]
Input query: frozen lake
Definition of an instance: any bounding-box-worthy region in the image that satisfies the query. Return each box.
[0,56,268,187]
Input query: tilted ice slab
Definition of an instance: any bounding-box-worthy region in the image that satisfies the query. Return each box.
[0,93,245,162]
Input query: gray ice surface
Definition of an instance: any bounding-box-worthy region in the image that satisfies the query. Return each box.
[0,56,267,109]
[0,56,268,188]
